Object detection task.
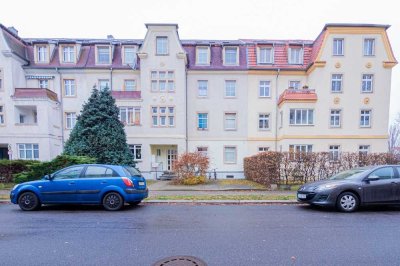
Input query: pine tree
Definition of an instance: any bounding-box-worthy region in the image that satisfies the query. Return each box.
[64,87,134,166]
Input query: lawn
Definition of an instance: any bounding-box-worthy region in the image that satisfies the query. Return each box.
[0,183,14,190]
[145,194,296,201]
[216,179,267,189]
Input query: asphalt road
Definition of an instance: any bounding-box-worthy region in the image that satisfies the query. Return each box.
[1,203,400,266]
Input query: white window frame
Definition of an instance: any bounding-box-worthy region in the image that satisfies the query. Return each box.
[288,47,303,64]
[65,112,77,129]
[289,81,300,90]
[197,113,208,130]
[197,147,208,156]
[123,46,136,65]
[359,145,370,155]
[62,46,75,63]
[258,47,273,64]
[259,81,271,97]
[258,147,269,152]
[98,79,110,90]
[64,79,76,96]
[223,47,238,65]
[39,79,48,89]
[289,144,313,160]
[198,80,208,97]
[0,106,4,125]
[361,74,373,93]
[124,80,136,91]
[289,109,314,125]
[97,46,111,64]
[151,71,174,92]
[225,80,236,97]
[196,46,210,65]
[224,146,237,164]
[329,145,340,161]
[331,74,343,93]
[152,106,174,127]
[363,38,375,56]
[156,36,168,55]
[333,38,344,56]
[18,143,39,160]
[129,144,142,161]
[258,113,270,130]
[119,107,141,126]
[330,109,341,128]
[224,112,237,131]
[360,110,371,128]
[37,46,48,63]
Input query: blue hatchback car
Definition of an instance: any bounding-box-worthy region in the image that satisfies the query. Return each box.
[10,164,148,211]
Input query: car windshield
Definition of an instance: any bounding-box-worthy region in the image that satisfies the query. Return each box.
[329,169,367,180]
[123,166,142,177]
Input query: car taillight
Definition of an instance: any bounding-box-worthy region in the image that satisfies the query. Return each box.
[122,177,134,187]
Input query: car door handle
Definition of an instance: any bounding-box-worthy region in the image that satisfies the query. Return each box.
[101,181,107,184]
[69,182,75,185]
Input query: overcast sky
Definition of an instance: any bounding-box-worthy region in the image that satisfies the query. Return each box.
[1,0,399,122]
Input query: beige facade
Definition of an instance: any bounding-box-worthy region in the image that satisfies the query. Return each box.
[0,23,396,178]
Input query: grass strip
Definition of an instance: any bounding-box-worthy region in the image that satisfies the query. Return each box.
[145,194,296,201]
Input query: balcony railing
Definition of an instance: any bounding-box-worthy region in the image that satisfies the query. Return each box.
[13,88,58,102]
[111,91,141,99]
[278,89,317,106]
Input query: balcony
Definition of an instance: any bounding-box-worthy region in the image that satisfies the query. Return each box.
[278,89,317,107]
[13,88,58,102]
[111,91,141,100]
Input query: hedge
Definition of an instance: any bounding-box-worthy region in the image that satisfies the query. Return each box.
[0,160,36,183]
[244,152,400,187]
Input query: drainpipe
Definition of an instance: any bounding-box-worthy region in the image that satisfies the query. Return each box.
[274,68,281,151]
[185,68,188,152]
[110,67,113,90]
[56,67,65,151]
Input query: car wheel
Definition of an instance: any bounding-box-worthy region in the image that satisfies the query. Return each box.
[18,192,41,211]
[128,201,141,206]
[336,192,359,212]
[102,192,124,211]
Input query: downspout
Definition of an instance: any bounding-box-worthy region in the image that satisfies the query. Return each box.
[274,68,280,151]
[185,68,188,152]
[110,67,113,90]
[56,67,65,151]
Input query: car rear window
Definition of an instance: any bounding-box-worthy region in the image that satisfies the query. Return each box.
[123,166,141,177]
[84,166,119,178]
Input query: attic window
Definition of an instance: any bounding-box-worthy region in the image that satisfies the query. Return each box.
[258,47,274,64]
[97,46,110,64]
[37,46,48,63]
[156,37,168,55]
[62,46,75,63]
[288,47,303,65]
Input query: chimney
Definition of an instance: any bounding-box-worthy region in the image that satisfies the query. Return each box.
[7,26,18,36]
[107,35,114,40]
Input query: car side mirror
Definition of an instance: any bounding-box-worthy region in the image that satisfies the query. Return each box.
[367,175,380,181]
[44,174,53,180]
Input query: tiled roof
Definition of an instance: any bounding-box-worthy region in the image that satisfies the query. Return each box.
[278,89,317,106]
[1,25,28,62]
[13,88,59,102]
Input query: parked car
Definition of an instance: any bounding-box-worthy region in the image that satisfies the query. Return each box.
[10,164,148,211]
[297,165,400,212]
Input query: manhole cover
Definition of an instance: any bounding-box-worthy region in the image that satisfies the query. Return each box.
[153,255,207,266]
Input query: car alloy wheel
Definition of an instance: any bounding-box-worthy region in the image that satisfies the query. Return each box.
[103,192,124,211]
[337,192,359,212]
[18,192,40,211]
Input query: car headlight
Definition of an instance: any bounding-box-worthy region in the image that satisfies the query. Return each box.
[316,184,338,190]
[12,184,19,191]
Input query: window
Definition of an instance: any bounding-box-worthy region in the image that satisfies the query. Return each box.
[99,79,110,90]
[39,79,48,89]
[37,46,47,62]
[84,166,117,178]
[289,144,313,160]
[259,81,270,97]
[258,114,270,130]
[119,107,141,125]
[329,145,340,161]
[129,144,142,161]
[369,167,394,180]
[330,110,341,127]
[156,37,168,55]
[18,144,39,160]
[360,110,371,127]
[65,112,76,129]
[289,81,300,90]
[97,46,110,64]
[152,106,174,127]
[224,47,238,65]
[225,80,236,97]
[196,47,209,65]
[359,145,370,155]
[258,47,273,64]
[64,79,75,96]
[224,146,237,164]
[151,71,174,92]
[124,80,136,91]
[331,74,343,92]
[288,47,303,64]
[62,46,75,63]
[364,39,375,56]
[198,80,208,97]
[224,112,237,130]
[197,147,208,156]
[289,109,314,125]
[0,106,4,125]
[333,38,344,56]
[197,113,208,130]
[362,74,373,93]
[124,47,136,65]
[258,147,269,152]
[54,166,84,179]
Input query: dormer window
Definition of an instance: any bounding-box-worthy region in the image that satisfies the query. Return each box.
[156,37,168,55]
[37,45,48,63]
[123,46,136,65]
[288,47,303,65]
[97,46,111,64]
[224,47,238,65]
[196,46,210,65]
[258,47,274,64]
[62,46,75,63]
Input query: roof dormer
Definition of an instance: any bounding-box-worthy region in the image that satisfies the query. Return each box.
[59,43,77,64]
[34,43,50,64]
[95,44,112,65]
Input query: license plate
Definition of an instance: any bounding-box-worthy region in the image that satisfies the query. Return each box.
[139,181,145,186]
[298,193,307,199]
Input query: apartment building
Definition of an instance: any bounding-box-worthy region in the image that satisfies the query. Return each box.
[0,23,396,178]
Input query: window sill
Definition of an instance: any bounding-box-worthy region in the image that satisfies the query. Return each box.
[224,129,237,131]
[197,128,208,131]
[361,91,373,94]
[289,124,315,127]
[258,96,271,98]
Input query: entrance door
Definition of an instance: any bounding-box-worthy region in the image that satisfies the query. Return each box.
[167,149,177,171]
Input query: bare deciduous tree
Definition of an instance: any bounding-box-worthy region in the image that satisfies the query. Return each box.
[388,113,400,154]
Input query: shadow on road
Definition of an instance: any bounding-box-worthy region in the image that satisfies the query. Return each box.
[298,204,400,213]
[21,203,144,212]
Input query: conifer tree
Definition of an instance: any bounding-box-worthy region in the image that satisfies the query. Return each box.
[64,87,134,165]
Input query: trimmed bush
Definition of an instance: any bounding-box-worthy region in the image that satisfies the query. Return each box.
[13,155,96,183]
[0,160,36,183]
[172,152,209,185]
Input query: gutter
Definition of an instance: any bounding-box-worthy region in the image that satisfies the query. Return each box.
[274,68,280,151]
[110,67,113,90]
[56,67,65,151]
